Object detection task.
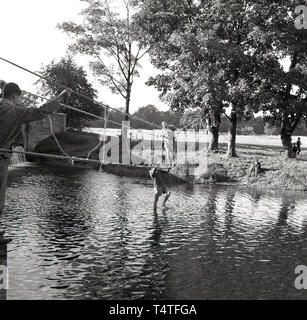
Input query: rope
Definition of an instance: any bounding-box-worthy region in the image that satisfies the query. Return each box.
[0,57,213,168]
[0,56,160,130]
[175,116,207,136]
[2,56,209,142]
[22,89,158,165]
[99,108,110,172]
[47,116,70,158]
[0,148,156,169]
[134,129,153,166]
[23,88,207,147]
[86,108,110,160]
[101,108,109,165]
[23,89,160,140]
[23,90,124,128]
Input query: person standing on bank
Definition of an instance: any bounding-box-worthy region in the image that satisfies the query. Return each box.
[161,121,174,167]
[0,82,71,244]
[297,137,302,155]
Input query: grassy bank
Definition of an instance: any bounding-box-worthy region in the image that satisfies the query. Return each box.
[32,130,307,191]
[197,143,307,192]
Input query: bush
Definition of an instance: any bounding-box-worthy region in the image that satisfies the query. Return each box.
[199,163,231,183]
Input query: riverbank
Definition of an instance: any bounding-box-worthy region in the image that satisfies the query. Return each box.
[198,144,307,192]
[31,131,307,192]
[31,131,187,184]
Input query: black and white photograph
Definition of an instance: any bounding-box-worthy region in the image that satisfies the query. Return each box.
[1,0,307,305]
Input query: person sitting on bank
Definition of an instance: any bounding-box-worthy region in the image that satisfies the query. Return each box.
[249,159,262,178]
[0,82,71,244]
[149,166,171,213]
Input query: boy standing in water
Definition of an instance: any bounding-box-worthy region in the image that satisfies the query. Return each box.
[149,166,171,213]
[0,82,70,244]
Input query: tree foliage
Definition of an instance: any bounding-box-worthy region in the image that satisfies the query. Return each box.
[136,0,307,157]
[58,0,150,118]
[37,56,99,130]
[253,0,307,157]
[88,104,181,129]
[135,0,269,156]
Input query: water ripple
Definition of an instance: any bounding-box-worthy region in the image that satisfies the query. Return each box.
[1,165,307,299]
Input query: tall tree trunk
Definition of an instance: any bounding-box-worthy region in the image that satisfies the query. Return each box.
[280,114,301,158]
[279,52,299,159]
[280,129,293,158]
[208,126,219,152]
[227,112,237,157]
[125,82,131,122]
[206,109,221,152]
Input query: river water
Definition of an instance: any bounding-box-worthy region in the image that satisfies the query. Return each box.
[1,164,307,300]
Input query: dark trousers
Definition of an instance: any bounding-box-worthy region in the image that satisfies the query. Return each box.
[0,157,9,215]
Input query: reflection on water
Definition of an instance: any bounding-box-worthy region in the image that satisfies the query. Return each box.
[1,164,307,300]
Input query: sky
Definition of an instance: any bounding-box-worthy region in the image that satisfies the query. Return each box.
[0,0,169,112]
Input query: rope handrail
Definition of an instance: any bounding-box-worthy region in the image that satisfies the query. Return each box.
[22,90,124,128]
[0,57,211,136]
[22,89,207,141]
[0,57,210,169]
[22,89,160,140]
[0,56,160,130]
[0,148,154,169]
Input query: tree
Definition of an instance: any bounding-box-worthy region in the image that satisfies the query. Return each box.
[131,104,181,129]
[132,104,160,128]
[180,109,202,130]
[135,0,264,157]
[264,123,280,136]
[252,1,307,157]
[58,0,149,120]
[37,56,99,130]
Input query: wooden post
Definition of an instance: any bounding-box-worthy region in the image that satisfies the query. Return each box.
[0,244,8,300]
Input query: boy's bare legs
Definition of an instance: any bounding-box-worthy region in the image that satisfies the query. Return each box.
[165,146,173,167]
[154,194,160,213]
[162,191,171,207]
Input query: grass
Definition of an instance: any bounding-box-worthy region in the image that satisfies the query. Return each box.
[196,144,307,191]
[34,130,102,159]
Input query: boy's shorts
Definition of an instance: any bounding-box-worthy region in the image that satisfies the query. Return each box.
[154,185,169,196]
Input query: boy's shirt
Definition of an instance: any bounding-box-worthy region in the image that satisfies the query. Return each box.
[149,168,169,188]
[0,98,46,158]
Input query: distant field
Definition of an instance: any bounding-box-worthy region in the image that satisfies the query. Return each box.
[84,128,307,150]
[220,134,306,149]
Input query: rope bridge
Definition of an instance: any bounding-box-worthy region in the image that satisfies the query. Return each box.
[0,57,208,169]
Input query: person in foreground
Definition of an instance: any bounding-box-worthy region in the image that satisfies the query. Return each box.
[0,82,71,245]
[149,166,171,213]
